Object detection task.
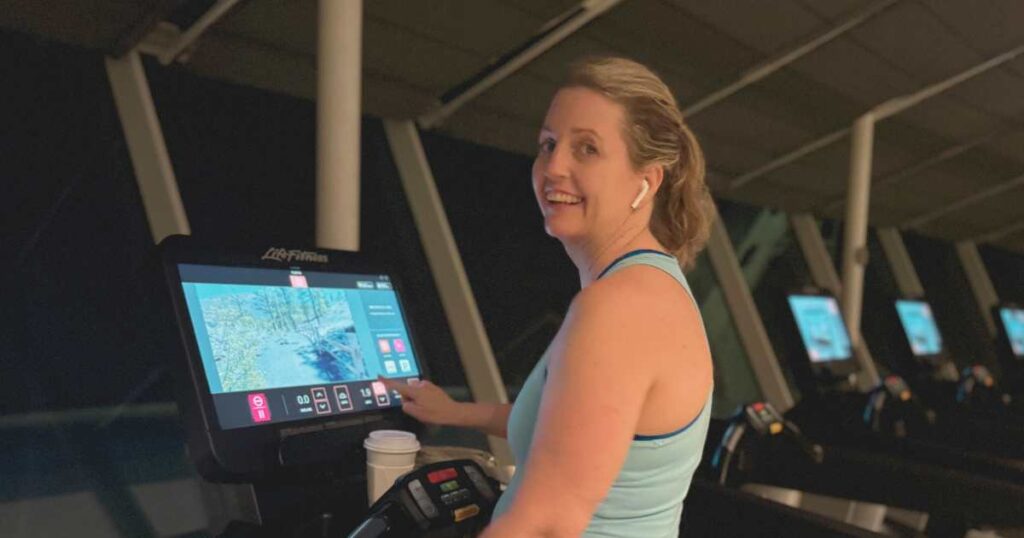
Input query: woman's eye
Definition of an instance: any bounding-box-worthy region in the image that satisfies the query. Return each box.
[578,142,598,156]
[538,139,556,154]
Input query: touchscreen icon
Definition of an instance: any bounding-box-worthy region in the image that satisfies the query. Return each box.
[377,339,392,354]
[399,359,411,373]
[289,274,309,288]
[248,393,272,423]
[333,385,353,411]
[371,381,391,407]
[393,338,407,353]
[384,361,398,374]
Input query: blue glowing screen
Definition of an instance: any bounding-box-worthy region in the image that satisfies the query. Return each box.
[788,295,853,363]
[895,300,943,357]
[999,307,1024,359]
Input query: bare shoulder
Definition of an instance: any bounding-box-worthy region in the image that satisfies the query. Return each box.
[574,263,698,326]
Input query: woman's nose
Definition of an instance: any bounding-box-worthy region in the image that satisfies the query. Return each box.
[541,144,570,179]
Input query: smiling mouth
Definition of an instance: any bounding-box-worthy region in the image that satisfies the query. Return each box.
[545,192,583,205]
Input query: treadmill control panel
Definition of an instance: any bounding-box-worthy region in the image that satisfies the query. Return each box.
[883,375,913,401]
[348,459,497,538]
[744,402,785,435]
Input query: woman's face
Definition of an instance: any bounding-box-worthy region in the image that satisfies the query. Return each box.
[532,87,644,245]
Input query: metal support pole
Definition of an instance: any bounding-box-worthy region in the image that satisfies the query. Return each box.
[789,214,842,295]
[705,214,796,411]
[822,128,1002,214]
[316,0,362,251]
[699,210,790,410]
[681,0,899,117]
[156,0,243,65]
[904,172,1024,230]
[974,220,1024,245]
[105,51,191,243]
[418,0,623,129]
[876,228,925,298]
[790,214,881,387]
[841,114,874,351]
[383,120,512,465]
[955,241,1000,337]
[730,43,1024,191]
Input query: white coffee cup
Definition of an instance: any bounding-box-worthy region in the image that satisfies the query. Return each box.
[364,430,421,505]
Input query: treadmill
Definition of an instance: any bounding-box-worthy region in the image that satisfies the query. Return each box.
[781,290,1024,476]
[705,289,1024,536]
[160,236,882,538]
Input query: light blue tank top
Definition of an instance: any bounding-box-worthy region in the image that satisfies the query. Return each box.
[492,250,713,537]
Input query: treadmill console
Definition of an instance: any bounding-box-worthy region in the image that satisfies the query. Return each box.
[997,306,1024,359]
[786,291,859,379]
[161,236,427,480]
[882,375,912,402]
[348,459,498,538]
[894,299,944,361]
[743,402,785,436]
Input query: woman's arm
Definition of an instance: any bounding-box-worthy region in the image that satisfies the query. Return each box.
[380,378,512,438]
[455,400,512,438]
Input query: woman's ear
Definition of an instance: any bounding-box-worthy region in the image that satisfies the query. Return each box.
[642,164,665,199]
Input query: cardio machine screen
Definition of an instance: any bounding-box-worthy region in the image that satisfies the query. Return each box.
[177,263,422,430]
[895,300,943,358]
[999,307,1024,359]
[787,295,853,363]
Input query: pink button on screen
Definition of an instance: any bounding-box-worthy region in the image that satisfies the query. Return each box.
[393,338,406,353]
[248,393,272,423]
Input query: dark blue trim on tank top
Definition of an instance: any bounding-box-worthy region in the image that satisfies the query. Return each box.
[632,402,706,441]
[596,249,675,280]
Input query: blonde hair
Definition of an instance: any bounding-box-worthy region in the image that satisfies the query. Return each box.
[563,56,713,268]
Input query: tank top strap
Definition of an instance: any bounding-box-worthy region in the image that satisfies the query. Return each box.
[597,249,696,304]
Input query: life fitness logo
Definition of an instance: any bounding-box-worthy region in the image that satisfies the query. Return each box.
[261,247,329,264]
[248,393,272,423]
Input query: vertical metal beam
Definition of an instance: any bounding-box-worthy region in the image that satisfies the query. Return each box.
[705,214,795,411]
[699,210,790,410]
[841,114,874,352]
[105,51,191,243]
[790,214,881,387]
[316,0,362,251]
[383,120,512,464]
[876,228,925,298]
[789,214,841,295]
[955,241,1000,337]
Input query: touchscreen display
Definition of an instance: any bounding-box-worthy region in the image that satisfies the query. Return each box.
[787,295,853,363]
[178,263,421,429]
[895,300,943,357]
[999,307,1024,358]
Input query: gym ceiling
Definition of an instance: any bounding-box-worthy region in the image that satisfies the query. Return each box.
[4,0,1023,250]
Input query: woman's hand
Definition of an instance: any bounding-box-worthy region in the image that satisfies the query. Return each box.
[379,377,464,426]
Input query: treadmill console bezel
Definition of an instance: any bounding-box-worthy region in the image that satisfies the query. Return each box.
[784,288,860,379]
[994,302,1024,362]
[160,235,426,482]
[892,297,947,363]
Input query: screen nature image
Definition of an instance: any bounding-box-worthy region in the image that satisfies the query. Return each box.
[192,284,368,393]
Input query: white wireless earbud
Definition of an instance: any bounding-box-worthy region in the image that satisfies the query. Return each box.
[630,179,650,210]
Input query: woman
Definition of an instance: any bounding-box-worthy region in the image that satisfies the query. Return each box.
[382,56,714,537]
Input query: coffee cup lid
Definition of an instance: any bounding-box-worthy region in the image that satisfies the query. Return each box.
[365,430,420,453]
